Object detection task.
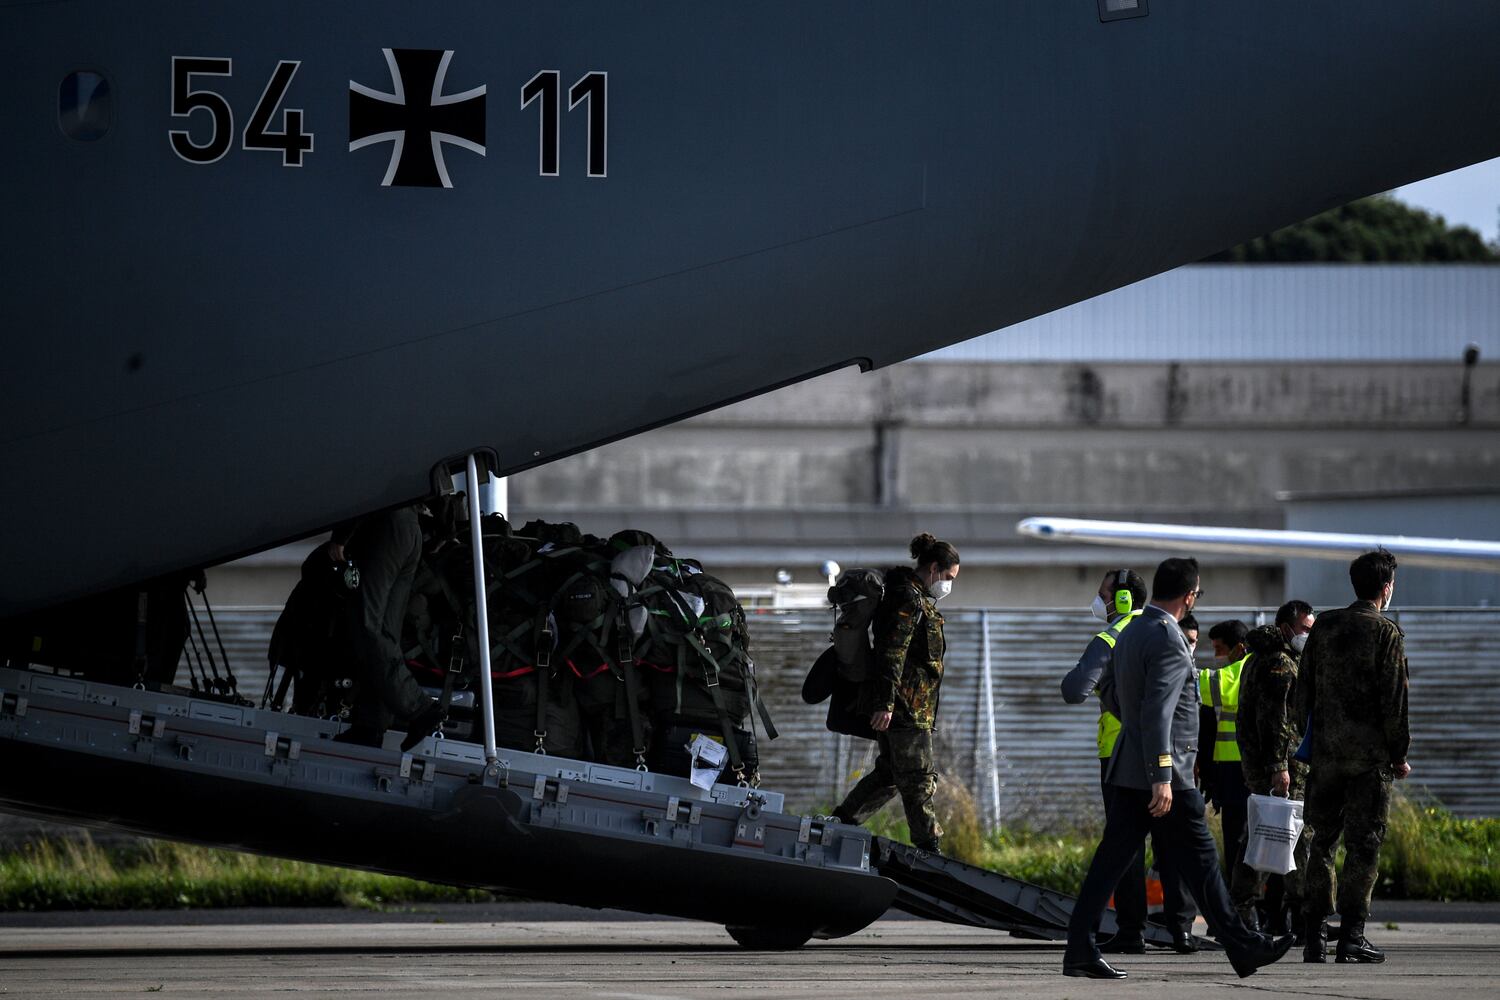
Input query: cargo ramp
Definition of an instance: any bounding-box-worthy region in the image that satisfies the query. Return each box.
[874,837,1216,948]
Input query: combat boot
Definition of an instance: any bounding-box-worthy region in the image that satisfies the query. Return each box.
[1335,919,1386,964]
[1264,903,1290,937]
[1302,915,1328,963]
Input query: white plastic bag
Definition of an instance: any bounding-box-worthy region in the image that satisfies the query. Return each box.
[1244,793,1305,875]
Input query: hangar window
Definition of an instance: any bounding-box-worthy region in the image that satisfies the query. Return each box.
[59,71,112,141]
[1098,0,1149,21]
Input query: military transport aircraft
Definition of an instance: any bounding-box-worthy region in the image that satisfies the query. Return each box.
[3,0,1500,949]
[5,0,1500,614]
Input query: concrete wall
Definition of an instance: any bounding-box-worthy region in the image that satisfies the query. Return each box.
[204,360,1500,609]
[503,361,1500,607]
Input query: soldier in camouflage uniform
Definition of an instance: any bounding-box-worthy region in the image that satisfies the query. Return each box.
[1232,602,1315,935]
[1296,550,1411,964]
[833,533,959,853]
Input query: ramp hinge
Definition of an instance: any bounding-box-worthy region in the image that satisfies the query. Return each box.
[264,732,301,762]
[532,775,568,804]
[399,753,436,782]
[128,709,166,738]
[733,798,766,850]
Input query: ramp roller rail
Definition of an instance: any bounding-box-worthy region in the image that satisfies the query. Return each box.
[874,837,1218,949]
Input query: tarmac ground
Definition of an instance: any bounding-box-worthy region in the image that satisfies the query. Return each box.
[0,903,1496,999]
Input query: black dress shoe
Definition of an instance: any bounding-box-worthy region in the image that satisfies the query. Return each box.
[1336,934,1386,964]
[1168,929,1199,954]
[1063,957,1127,980]
[1228,933,1295,979]
[1099,934,1146,954]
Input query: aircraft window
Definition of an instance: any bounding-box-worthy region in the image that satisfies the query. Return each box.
[59,71,111,141]
[1098,0,1148,21]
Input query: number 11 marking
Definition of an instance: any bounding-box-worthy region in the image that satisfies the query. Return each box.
[521,70,607,178]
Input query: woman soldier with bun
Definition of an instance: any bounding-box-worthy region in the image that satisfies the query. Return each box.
[831,533,960,854]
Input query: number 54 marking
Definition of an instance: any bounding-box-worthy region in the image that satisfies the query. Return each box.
[169,56,313,167]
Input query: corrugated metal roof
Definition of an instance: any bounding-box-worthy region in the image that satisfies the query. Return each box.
[922,265,1500,363]
[202,605,1499,827]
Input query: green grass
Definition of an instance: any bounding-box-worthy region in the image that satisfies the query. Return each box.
[0,837,494,911]
[1,785,1496,910]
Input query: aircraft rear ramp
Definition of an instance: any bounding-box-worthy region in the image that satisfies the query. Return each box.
[874,837,1209,949]
[0,662,1208,950]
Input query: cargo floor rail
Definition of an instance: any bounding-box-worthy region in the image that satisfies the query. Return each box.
[873,837,1217,949]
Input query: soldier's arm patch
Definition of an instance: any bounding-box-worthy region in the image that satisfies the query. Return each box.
[1157,754,1173,768]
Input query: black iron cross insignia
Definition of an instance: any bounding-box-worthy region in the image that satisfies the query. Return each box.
[349,49,487,188]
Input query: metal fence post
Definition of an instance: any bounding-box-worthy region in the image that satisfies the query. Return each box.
[980,610,1001,833]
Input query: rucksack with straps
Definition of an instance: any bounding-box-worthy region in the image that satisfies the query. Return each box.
[634,562,776,785]
[800,567,888,740]
[412,513,584,757]
[268,547,363,718]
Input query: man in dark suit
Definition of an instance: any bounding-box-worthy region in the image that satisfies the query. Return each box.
[1062,557,1294,980]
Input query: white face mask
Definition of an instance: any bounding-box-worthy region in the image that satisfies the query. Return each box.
[1090,594,1110,621]
[1290,633,1308,654]
[932,579,952,601]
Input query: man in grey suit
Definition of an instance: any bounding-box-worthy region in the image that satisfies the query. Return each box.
[1063,557,1294,980]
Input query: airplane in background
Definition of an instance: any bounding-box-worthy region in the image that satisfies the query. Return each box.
[1016,517,1500,573]
[5,1,1500,615]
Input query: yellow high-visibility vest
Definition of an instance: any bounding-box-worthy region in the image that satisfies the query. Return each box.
[1094,610,1143,759]
[1198,655,1248,763]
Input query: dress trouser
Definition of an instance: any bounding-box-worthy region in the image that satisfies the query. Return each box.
[1066,784,1260,964]
[1100,759,1197,937]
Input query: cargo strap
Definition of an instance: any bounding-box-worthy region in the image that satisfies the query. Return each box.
[533,609,553,754]
[437,620,464,726]
[618,611,649,770]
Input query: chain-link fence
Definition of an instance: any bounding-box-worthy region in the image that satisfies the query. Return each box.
[201,605,1500,829]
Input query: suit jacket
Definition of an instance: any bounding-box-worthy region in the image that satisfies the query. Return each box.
[1099,604,1199,790]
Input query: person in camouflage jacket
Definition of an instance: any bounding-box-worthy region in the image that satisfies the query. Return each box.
[1231,603,1315,933]
[1295,551,1411,964]
[835,533,959,853]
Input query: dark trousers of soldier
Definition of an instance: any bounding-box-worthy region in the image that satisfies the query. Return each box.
[1206,760,1250,878]
[835,728,941,851]
[1303,762,1393,931]
[1099,759,1196,938]
[1066,785,1261,965]
[349,508,430,734]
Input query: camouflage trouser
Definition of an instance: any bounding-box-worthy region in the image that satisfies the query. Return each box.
[835,728,942,851]
[1231,768,1310,916]
[1302,763,1393,926]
